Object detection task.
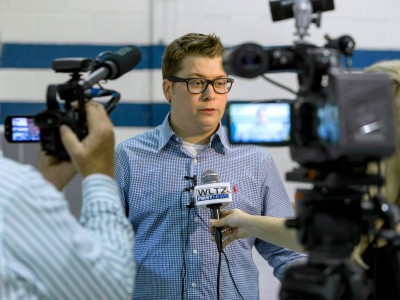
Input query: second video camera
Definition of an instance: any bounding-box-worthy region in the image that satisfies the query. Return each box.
[5,45,142,159]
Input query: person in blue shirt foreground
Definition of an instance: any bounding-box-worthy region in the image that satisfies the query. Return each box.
[0,101,135,299]
[115,32,306,299]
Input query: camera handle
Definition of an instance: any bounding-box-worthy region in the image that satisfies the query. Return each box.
[281,187,372,300]
[280,258,371,300]
[293,0,313,39]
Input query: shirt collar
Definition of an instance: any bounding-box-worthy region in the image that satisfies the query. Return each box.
[212,123,232,152]
[157,113,176,151]
[157,113,232,152]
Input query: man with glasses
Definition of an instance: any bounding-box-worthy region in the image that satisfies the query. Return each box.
[114,33,305,299]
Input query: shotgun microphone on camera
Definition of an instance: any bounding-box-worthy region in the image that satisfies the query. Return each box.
[78,45,142,90]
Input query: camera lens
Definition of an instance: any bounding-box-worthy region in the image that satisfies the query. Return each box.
[223,43,269,79]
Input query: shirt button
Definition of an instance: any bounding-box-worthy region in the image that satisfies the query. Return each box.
[194,217,199,223]
[193,249,198,255]
[192,282,196,288]
[193,159,198,164]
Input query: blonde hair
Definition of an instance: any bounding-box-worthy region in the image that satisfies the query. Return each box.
[161,33,226,79]
[352,60,400,268]
[365,60,400,205]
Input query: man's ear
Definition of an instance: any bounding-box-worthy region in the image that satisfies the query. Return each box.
[162,79,172,103]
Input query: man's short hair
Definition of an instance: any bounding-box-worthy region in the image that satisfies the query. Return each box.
[162,33,226,79]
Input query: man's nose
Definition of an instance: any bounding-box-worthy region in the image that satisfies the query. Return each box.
[201,82,216,101]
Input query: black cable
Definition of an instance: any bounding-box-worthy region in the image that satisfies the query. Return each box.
[222,252,245,300]
[180,175,197,300]
[179,190,186,300]
[181,207,193,300]
[180,189,193,300]
[217,251,222,300]
[195,208,245,300]
[181,208,194,300]
[261,74,298,95]
[194,209,209,228]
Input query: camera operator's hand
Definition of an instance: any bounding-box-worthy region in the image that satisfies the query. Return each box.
[60,101,115,178]
[38,149,76,191]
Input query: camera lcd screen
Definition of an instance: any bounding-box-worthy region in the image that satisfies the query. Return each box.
[5,116,40,142]
[227,100,292,146]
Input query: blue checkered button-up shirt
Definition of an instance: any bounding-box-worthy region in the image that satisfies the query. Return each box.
[115,115,306,300]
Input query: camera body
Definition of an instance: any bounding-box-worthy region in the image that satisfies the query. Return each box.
[224,36,395,172]
[4,58,94,151]
[34,93,88,159]
[4,45,142,159]
[224,0,395,170]
[291,70,394,169]
[34,58,93,159]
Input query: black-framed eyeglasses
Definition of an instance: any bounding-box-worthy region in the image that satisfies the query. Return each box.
[168,76,234,94]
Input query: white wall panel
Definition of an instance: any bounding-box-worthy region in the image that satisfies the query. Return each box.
[0,0,150,44]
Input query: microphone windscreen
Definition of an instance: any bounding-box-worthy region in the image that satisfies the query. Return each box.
[105,45,142,79]
[201,169,220,185]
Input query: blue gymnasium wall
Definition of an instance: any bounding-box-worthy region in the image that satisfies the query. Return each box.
[1,43,400,126]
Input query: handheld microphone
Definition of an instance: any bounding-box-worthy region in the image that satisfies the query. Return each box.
[195,170,232,253]
[79,45,142,89]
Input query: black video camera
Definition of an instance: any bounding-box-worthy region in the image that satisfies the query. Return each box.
[224,0,395,171]
[34,58,95,160]
[5,46,142,159]
[224,1,399,299]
